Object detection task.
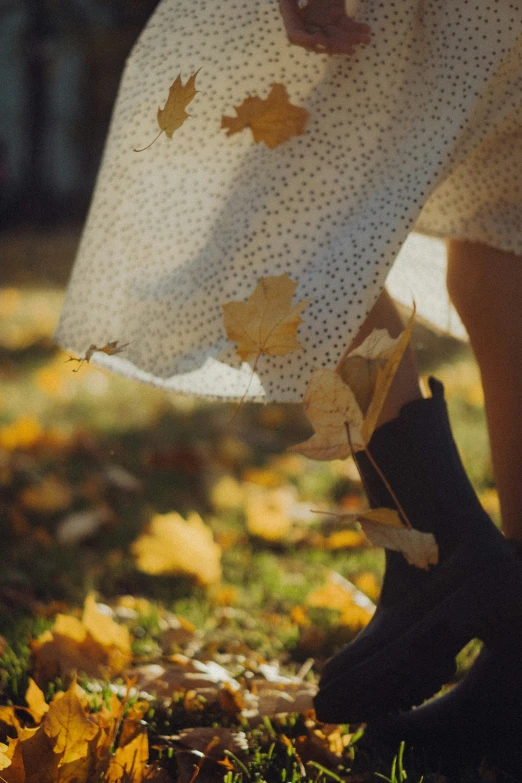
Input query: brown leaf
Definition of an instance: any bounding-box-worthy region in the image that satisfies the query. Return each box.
[65,341,130,371]
[223,274,310,364]
[0,738,24,783]
[131,511,222,585]
[221,83,308,148]
[158,71,200,139]
[19,727,62,783]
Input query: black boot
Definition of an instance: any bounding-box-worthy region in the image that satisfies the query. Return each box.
[368,542,522,778]
[314,377,522,724]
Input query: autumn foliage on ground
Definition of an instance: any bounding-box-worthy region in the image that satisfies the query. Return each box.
[0,62,506,780]
[0,276,502,782]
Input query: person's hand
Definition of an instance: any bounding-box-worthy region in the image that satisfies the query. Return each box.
[279,0,371,54]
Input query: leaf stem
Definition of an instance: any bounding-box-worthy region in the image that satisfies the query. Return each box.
[228,350,261,423]
[133,129,163,153]
[344,423,412,530]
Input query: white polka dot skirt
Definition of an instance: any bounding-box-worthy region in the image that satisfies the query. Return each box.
[54,0,522,403]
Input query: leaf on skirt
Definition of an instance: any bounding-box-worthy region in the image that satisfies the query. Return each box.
[65,341,130,372]
[221,83,309,148]
[222,273,310,364]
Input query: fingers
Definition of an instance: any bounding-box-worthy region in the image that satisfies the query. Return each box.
[279,0,371,55]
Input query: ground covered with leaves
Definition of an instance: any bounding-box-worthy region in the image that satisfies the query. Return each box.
[0,278,509,782]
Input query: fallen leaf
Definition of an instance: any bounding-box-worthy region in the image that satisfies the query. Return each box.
[106,732,149,783]
[32,594,132,683]
[56,507,113,545]
[43,680,99,764]
[134,70,200,152]
[25,678,49,723]
[306,571,376,615]
[223,274,310,365]
[357,516,438,570]
[20,475,73,514]
[221,83,308,148]
[0,738,25,783]
[243,484,294,541]
[0,416,43,450]
[131,511,222,585]
[210,475,244,512]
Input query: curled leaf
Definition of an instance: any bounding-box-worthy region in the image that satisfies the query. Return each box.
[357,515,438,570]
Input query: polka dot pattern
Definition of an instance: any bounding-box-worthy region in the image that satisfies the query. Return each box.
[55,0,522,403]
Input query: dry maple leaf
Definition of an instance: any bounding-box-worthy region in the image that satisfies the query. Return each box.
[338,306,416,444]
[131,511,222,585]
[291,307,416,460]
[43,681,99,764]
[31,593,132,683]
[357,511,438,570]
[134,70,201,152]
[65,340,130,372]
[221,83,309,148]
[106,732,149,783]
[223,274,310,364]
[25,679,49,724]
[289,368,363,459]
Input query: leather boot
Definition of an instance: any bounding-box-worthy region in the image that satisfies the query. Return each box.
[314,378,522,724]
[368,543,522,777]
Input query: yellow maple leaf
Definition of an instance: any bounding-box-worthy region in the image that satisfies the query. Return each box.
[43,681,99,764]
[134,70,200,152]
[106,732,149,783]
[25,679,49,723]
[31,594,132,683]
[131,511,222,585]
[244,484,294,541]
[221,83,309,148]
[223,274,310,364]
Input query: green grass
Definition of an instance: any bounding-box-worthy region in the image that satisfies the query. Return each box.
[0,284,507,782]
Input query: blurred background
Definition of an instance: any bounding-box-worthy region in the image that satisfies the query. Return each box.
[0,0,497,684]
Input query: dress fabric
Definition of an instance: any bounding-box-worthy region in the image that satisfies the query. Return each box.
[54,0,522,403]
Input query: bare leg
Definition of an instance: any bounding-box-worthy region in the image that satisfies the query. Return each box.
[340,288,423,426]
[447,239,522,544]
